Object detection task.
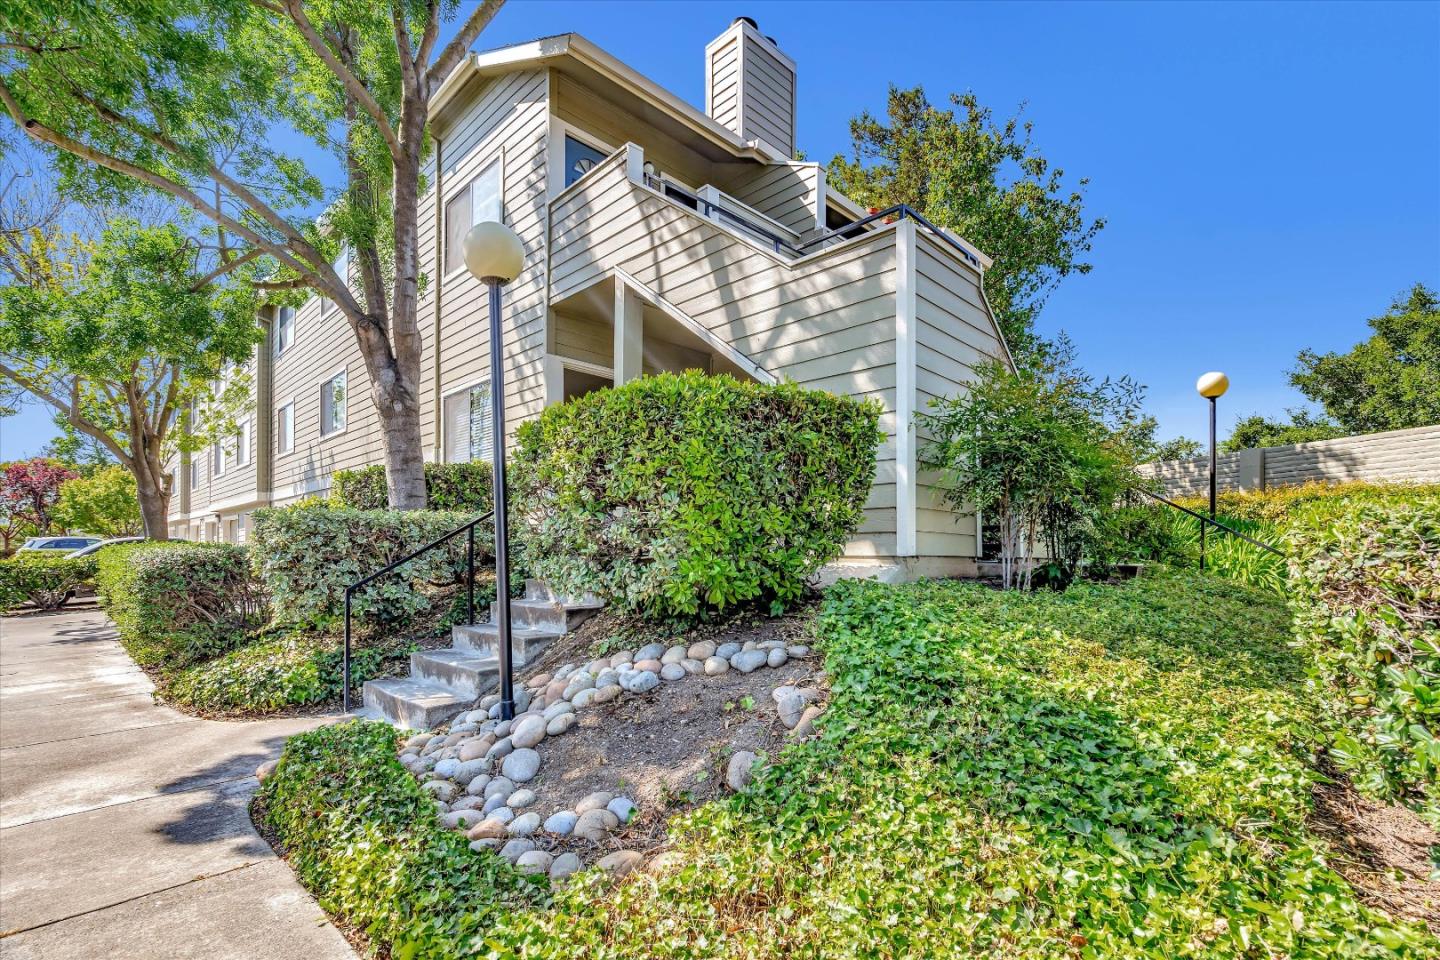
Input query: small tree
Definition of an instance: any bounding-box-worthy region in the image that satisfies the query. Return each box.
[53,465,142,537]
[919,343,1142,589]
[1,458,77,536]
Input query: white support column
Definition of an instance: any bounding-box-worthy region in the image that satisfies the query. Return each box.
[895,219,918,558]
[614,277,644,385]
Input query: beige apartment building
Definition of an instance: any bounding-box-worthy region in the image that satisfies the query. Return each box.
[172,18,1010,579]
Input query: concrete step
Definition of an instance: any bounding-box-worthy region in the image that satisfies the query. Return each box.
[410,649,499,699]
[451,623,559,666]
[490,596,604,633]
[361,678,471,730]
[522,579,602,605]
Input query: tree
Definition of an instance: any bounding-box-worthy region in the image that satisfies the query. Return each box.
[1,0,506,509]
[0,219,261,537]
[1221,410,1343,453]
[1,458,77,537]
[828,87,1105,356]
[1151,435,1204,462]
[52,465,142,536]
[1290,283,1440,434]
[919,338,1142,590]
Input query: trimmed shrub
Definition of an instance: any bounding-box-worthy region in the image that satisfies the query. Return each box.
[331,461,492,513]
[163,634,388,713]
[1288,495,1440,819]
[0,553,98,612]
[95,542,267,670]
[260,721,542,956]
[1177,479,1440,526]
[511,372,883,618]
[250,503,484,629]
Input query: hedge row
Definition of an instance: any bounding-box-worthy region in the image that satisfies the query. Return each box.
[1288,495,1440,819]
[95,542,267,670]
[164,634,389,714]
[249,503,484,630]
[0,553,98,612]
[511,371,882,619]
[330,461,492,513]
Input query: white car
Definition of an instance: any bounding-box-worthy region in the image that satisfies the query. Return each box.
[17,535,103,554]
[66,537,146,558]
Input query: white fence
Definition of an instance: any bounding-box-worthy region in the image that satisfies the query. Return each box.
[1141,424,1440,497]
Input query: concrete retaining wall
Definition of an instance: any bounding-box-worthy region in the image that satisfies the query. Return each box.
[1141,424,1440,497]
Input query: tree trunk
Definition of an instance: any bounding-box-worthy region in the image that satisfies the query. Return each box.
[136,482,170,540]
[354,317,427,510]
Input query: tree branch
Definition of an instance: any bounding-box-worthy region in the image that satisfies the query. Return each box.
[0,360,132,465]
[425,0,504,97]
[414,0,441,72]
[190,247,262,291]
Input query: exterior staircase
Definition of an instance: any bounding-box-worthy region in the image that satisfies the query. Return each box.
[358,579,603,729]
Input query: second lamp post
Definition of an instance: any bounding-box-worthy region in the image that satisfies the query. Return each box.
[462,220,525,721]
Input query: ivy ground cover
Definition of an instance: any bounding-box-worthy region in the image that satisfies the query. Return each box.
[264,571,1436,958]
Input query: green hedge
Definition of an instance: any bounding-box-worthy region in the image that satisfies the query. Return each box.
[95,542,267,670]
[330,461,492,513]
[163,634,387,713]
[512,372,883,618]
[1288,496,1440,820]
[250,503,483,630]
[260,721,542,956]
[0,553,98,612]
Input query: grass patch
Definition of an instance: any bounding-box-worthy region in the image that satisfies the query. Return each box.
[262,571,1436,958]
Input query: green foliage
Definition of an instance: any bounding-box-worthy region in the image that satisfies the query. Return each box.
[1149,434,1204,461]
[249,503,481,630]
[1179,480,1440,526]
[52,465,142,537]
[511,372,882,619]
[1222,410,1345,453]
[0,552,97,611]
[1291,283,1440,434]
[265,573,1434,957]
[920,340,1145,588]
[94,541,266,670]
[163,633,388,713]
[331,461,493,513]
[260,721,544,957]
[1287,496,1440,821]
[827,87,1104,355]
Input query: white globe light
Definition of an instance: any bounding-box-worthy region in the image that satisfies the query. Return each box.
[463,221,524,284]
[1196,371,1229,399]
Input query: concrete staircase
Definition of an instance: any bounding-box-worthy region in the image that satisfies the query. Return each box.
[359,580,602,729]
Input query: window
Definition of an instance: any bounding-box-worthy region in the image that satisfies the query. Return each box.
[563,135,608,189]
[190,454,200,488]
[212,442,226,477]
[325,246,349,315]
[277,401,294,454]
[320,371,347,437]
[443,382,492,464]
[275,306,295,357]
[444,161,502,274]
[235,417,251,467]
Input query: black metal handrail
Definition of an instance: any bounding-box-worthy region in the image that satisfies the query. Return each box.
[341,511,493,713]
[1135,487,1285,558]
[640,173,985,269]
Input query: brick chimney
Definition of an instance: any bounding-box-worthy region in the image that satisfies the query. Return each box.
[705,17,797,158]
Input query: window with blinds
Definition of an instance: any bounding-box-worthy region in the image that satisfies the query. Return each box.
[277,401,294,454]
[275,306,295,357]
[443,383,492,464]
[444,160,501,275]
[321,371,346,436]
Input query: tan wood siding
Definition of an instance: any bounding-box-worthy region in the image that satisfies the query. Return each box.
[720,162,818,235]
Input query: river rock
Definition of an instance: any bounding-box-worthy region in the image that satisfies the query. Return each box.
[453,759,489,784]
[550,852,583,881]
[484,737,514,762]
[499,838,535,862]
[791,705,823,738]
[502,748,541,783]
[469,837,501,853]
[256,759,278,781]
[459,736,495,762]
[687,640,717,661]
[573,808,620,841]
[681,658,704,675]
[441,809,484,831]
[660,645,686,665]
[575,791,613,814]
[508,788,536,809]
[483,777,515,801]
[452,795,486,812]
[787,644,811,658]
[467,817,508,841]
[777,691,808,729]
[633,658,663,674]
[593,683,622,703]
[433,758,460,780]
[572,687,598,708]
[704,656,729,676]
[731,650,767,674]
[421,780,457,802]
[726,751,759,791]
[543,810,578,835]
[465,774,492,796]
[526,672,552,690]
[767,648,788,668]
[607,797,637,823]
[595,850,644,878]
[635,642,666,661]
[404,733,434,751]
[543,700,575,722]
[609,649,635,667]
[515,850,553,875]
[482,794,509,814]
[510,715,547,750]
[507,812,541,836]
[547,713,577,736]
[627,670,660,694]
[660,663,686,681]
[716,642,742,659]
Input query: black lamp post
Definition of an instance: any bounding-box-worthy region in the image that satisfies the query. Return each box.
[462,220,525,721]
[1195,371,1229,571]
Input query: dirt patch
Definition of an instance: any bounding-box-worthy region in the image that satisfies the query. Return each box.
[1309,768,1439,933]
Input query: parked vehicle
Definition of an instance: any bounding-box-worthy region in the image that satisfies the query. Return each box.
[65,536,145,558]
[17,535,103,553]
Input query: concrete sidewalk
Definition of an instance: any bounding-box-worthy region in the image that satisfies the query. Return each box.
[0,608,355,960]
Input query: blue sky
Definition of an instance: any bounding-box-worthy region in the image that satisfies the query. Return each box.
[3,0,1437,456]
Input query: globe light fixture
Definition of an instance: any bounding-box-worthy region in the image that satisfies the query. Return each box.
[1194,371,1230,570]
[464,220,525,720]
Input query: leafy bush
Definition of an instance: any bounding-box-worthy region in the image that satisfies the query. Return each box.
[1288,496,1440,820]
[265,572,1434,957]
[0,552,97,611]
[511,371,882,618]
[260,721,543,957]
[1177,480,1440,526]
[250,503,483,629]
[331,461,493,513]
[52,465,142,537]
[95,541,267,670]
[163,633,388,713]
